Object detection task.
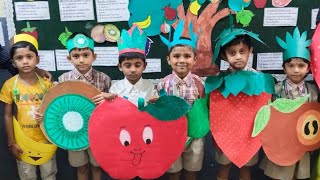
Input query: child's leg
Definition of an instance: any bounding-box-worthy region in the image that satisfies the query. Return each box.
[239,166,251,180]
[16,160,37,180]
[184,138,205,180]
[184,170,197,180]
[68,150,90,180]
[168,171,181,180]
[167,156,183,180]
[217,163,232,179]
[39,155,57,180]
[88,148,101,180]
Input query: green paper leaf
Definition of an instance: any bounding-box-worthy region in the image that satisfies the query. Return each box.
[224,71,248,96]
[186,98,209,138]
[270,94,310,113]
[205,75,223,94]
[251,105,271,137]
[141,95,191,120]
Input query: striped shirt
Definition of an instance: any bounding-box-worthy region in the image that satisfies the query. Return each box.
[157,72,203,105]
[58,68,111,92]
[284,78,307,99]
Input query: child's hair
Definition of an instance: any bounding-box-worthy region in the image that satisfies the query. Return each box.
[10,41,38,59]
[67,32,93,53]
[220,35,252,56]
[168,37,196,55]
[282,58,311,68]
[118,52,146,64]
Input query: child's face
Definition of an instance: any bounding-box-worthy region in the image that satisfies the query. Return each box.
[224,42,253,70]
[118,58,146,85]
[12,47,39,74]
[67,48,96,74]
[284,58,310,84]
[167,46,196,79]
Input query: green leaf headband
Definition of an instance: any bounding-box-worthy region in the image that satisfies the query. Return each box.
[66,34,94,53]
[276,27,311,62]
[160,20,198,50]
[213,28,265,63]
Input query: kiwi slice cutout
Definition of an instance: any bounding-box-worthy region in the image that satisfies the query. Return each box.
[104,24,120,42]
[44,94,95,151]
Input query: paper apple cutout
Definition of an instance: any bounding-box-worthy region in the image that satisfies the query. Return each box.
[89,97,187,179]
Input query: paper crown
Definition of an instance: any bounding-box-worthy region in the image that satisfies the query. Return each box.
[66,34,94,53]
[160,20,198,50]
[13,34,39,50]
[117,26,147,56]
[213,28,265,62]
[276,27,311,62]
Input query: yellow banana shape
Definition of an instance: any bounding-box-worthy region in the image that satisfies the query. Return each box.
[133,15,151,29]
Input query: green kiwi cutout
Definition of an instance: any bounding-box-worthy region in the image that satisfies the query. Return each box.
[43,94,95,151]
[104,24,120,42]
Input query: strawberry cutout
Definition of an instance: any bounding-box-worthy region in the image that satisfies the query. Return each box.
[205,71,274,167]
[310,24,320,88]
[21,21,38,40]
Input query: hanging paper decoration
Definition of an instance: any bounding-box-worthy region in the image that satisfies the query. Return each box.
[89,97,187,179]
[91,25,106,43]
[236,9,255,27]
[228,0,251,12]
[272,0,292,7]
[252,96,320,166]
[58,27,73,47]
[160,22,171,34]
[40,81,101,151]
[206,71,274,167]
[253,0,267,8]
[104,24,120,43]
[21,21,38,40]
[310,24,320,88]
[13,117,57,165]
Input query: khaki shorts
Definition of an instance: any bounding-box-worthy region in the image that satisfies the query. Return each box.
[260,152,310,180]
[68,148,99,167]
[17,155,57,180]
[167,138,204,173]
[215,148,258,166]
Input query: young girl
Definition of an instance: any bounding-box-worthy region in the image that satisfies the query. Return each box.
[0,34,57,180]
[260,27,318,180]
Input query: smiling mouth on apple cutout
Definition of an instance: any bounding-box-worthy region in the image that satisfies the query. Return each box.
[130,150,145,166]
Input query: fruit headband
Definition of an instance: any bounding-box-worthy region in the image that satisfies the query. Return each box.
[66,34,94,53]
[12,34,39,50]
[117,25,147,56]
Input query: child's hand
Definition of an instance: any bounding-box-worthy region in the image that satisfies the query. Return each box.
[9,143,23,160]
[147,96,159,104]
[34,109,43,122]
[92,93,117,105]
[36,68,52,81]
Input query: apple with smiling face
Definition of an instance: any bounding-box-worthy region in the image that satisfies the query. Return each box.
[88,97,187,179]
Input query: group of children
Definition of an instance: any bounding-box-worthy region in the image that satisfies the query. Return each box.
[0,19,319,180]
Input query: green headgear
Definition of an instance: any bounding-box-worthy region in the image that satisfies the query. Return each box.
[276,27,311,62]
[213,27,265,63]
[66,34,94,53]
[117,25,147,56]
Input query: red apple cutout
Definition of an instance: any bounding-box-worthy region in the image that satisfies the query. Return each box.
[88,97,187,179]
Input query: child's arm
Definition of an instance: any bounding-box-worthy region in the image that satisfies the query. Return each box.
[4,103,23,160]
[35,67,52,81]
[92,92,117,105]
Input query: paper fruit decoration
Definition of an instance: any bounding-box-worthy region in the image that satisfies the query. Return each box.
[205,71,274,167]
[40,81,100,151]
[163,5,177,21]
[254,0,267,8]
[252,95,320,166]
[91,25,106,43]
[160,22,171,34]
[58,27,73,47]
[21,21,38,40]
[13,117,57,165]
[236,9,255,27]
[104,24,120,42]
[89,97,188,179]
[272,0,292,7]
[310,24,320,88]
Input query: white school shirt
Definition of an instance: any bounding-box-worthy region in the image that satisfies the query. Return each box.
[110,78,158,106]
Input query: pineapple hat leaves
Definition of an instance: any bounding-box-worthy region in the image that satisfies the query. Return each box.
[276,27,311,62]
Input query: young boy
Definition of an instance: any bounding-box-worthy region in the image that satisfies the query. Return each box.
[260,27,318,180]
[110,26,157,105]
[158,20,204,180]
[58,33,114,180]
[213,28,266,180]
[1,34,57,179]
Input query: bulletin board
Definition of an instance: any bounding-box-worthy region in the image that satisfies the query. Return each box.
[10,0,320,81]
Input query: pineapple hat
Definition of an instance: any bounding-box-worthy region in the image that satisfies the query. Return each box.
[276,27,311,62]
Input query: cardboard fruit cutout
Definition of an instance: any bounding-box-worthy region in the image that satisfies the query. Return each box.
[89,97,187,179]
[252,96,320,166]
[13,117,57,165]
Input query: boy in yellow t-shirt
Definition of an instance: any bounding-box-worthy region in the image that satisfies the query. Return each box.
[0,34,56,180]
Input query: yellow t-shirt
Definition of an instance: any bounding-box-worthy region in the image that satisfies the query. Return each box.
[0,75,52,142]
